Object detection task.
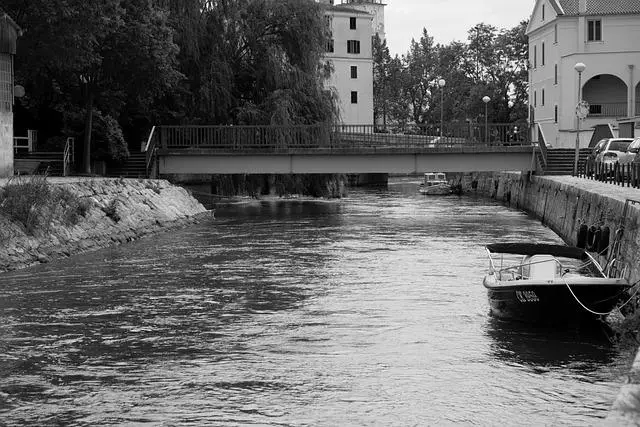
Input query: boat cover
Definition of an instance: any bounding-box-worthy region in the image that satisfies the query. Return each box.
[486,243,587,260]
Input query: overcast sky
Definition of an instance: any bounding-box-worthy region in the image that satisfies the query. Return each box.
[384,0,535,56]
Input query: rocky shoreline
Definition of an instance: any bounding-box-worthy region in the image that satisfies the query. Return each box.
[0,178,208,272]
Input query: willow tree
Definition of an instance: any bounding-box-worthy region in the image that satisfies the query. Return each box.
[161,0,338,125]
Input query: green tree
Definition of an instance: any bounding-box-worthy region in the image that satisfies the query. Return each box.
[161,0,337,125]
[373,34,391,127]
[403,29,438,125]
[6,0,181,172]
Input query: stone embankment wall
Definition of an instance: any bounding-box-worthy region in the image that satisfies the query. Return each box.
[0,178,207,272]
[460,172,640,285]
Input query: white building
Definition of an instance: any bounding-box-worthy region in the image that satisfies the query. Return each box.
[340,0,386,41]
[0,10,21,177]
[318,0,386,125]
[527,0,640,148]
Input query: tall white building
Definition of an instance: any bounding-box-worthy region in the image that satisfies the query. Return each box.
[340,0,386,41]
[318,0,386,125]
[527,0,640,148]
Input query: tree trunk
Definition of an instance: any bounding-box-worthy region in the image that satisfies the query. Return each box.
[83,91,94,174]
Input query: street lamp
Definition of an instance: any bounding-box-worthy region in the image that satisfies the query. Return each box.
[482,96,491,144]
[438,78,446,139]
[574,62,586,176]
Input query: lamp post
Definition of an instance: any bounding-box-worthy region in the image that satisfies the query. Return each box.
[573,62,586,176]
[482,96,491,144]
[438,78,446,139]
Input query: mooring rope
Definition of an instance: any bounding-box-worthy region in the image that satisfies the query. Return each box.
[564,277,640,317]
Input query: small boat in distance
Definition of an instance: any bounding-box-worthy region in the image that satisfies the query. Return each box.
[418,172,452,195]
[483,243,629,324]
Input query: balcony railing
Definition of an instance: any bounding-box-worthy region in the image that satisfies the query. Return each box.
[587,102,627,118]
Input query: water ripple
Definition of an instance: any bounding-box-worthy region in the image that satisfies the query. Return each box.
[0,179,635,425]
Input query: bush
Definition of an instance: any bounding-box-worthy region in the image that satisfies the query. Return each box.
[0,175,51,233]
[0,176,94,234]
[64,109,130,163]
[57,188,93,225]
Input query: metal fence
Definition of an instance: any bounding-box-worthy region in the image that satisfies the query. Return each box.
[580,159,640,188]
[151,123,530,152]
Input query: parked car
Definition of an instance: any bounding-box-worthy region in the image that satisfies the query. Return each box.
[619,137,640,166]
[589,138,634,166]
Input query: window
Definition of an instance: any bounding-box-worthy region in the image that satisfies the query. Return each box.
[554,24,558,43]
[350,17,356,30]
[534,90,537,107]
[542,89,545,106]
[0,54,12,113]
[542,42,545,66]
[588,19,602,41]
[533,45,537,68]
[542,4,545,20]
[326,39,334,53]
[554,105,558,123]
[351,91,358,104]
[350,65,358,79]
[347,40,360,54]
[554,64,558,84]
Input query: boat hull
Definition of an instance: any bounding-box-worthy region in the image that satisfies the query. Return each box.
[483,276,628,324]
[418,184,452,195]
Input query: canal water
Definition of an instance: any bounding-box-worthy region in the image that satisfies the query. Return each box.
[0,177,635,425]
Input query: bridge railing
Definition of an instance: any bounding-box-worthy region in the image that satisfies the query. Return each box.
[157,125,332,150]
[152,123,530,152]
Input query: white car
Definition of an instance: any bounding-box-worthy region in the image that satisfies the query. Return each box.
[592,138,634,166]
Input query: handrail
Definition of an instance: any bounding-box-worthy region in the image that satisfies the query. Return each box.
[536,124,548,170]
[63,137,75,176]
[142,125,157,153]
[13,136,30,153]
[144,126,158,179]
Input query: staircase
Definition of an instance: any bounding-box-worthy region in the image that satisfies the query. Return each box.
[542,148,591,175]
[14,151,64,176]
[106,152,147,178]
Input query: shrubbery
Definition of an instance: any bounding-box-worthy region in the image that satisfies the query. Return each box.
[0,176,93,235]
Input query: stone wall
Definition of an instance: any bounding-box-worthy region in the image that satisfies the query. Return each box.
[0,178,207,271]
[0,111,12,177]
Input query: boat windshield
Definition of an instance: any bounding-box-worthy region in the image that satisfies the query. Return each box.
[424,173,445,182]
[489,253,602,280]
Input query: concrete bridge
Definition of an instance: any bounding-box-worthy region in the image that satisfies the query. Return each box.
[142,124,539,176]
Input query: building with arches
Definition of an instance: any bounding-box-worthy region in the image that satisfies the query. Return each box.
[0,10,20,177]
[527,0,640,148]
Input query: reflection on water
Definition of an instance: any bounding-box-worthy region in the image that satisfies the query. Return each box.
[0,177,635,425]
[486,317,616,368]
